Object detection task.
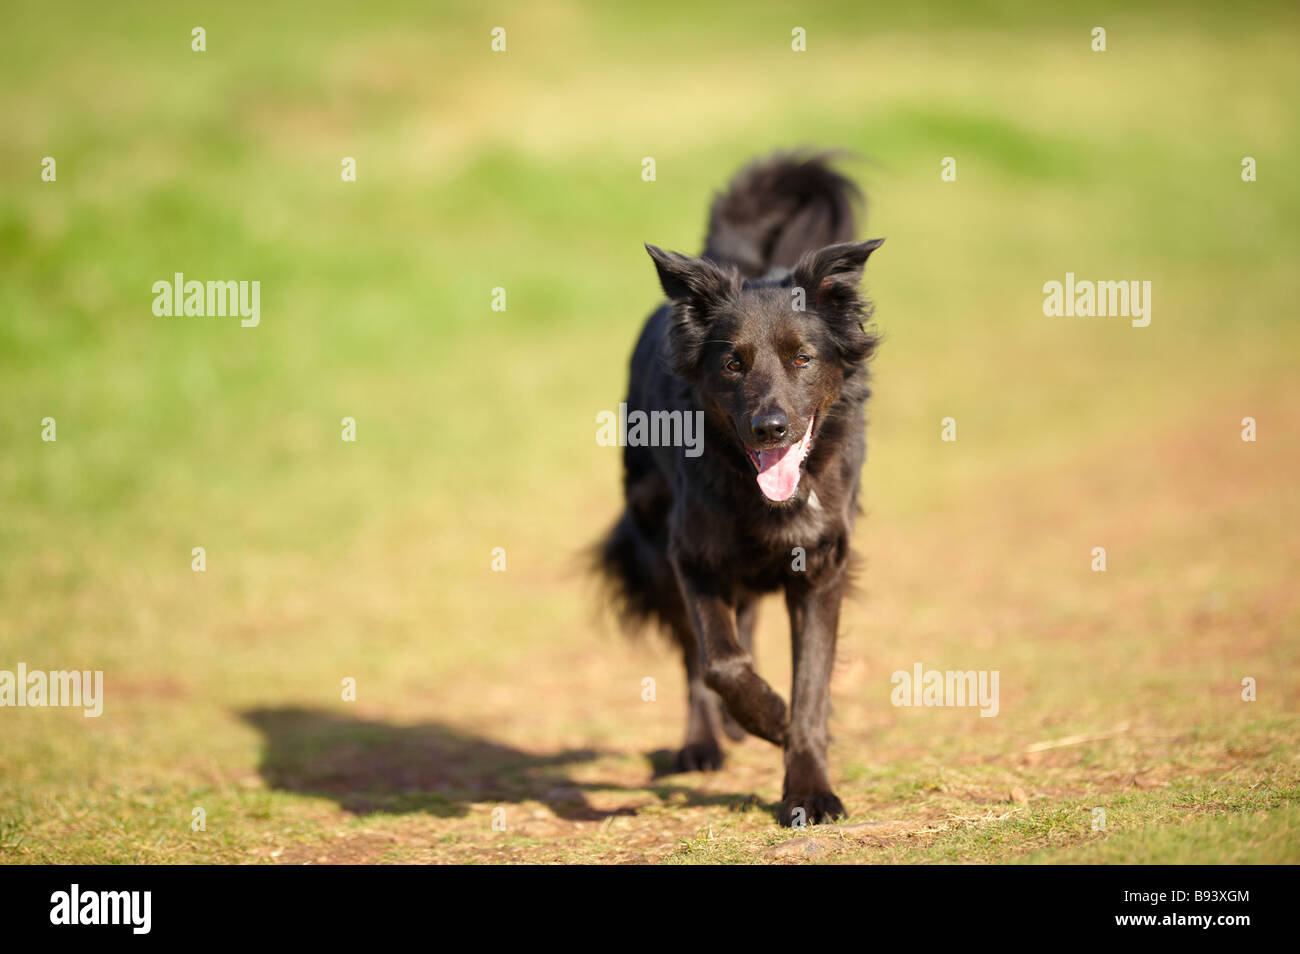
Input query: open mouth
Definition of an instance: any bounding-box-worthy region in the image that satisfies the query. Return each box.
[745,414,815,502]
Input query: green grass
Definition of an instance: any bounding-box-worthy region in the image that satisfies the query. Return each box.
[1,0,1298,864]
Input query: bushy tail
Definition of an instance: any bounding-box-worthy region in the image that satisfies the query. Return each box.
[702,151,862,280]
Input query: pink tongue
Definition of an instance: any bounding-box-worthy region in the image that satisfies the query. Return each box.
[756,443,803,501]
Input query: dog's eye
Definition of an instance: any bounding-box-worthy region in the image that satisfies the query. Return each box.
[724,358,743,374]
[793,354,813,367]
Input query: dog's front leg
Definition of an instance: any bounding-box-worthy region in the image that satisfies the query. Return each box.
[671,557,787,746]
[781,575,847,826]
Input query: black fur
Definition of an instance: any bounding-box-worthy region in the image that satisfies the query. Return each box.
[595,153,884,825]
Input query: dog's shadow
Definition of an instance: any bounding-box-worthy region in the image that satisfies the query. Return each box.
[241,707,776,822]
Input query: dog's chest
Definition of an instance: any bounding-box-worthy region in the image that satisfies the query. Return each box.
[742,489,845,562]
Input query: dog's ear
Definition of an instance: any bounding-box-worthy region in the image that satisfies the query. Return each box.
[795,239,884,366]
[645,244,738,312]
[793,239,884,310]
[646,245,739,377]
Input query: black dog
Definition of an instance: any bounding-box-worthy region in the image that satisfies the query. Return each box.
[596,153,884,827]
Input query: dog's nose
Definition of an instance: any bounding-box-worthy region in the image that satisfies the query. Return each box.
[750,411,789,443]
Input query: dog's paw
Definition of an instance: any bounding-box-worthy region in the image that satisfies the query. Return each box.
[781,791,846,827]
[719,706,748,742]
[736,692,787,747]
[673,740,725,773]
[705,662,788,746]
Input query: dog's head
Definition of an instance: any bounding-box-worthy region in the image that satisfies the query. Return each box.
[646,239,883,503]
